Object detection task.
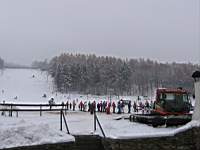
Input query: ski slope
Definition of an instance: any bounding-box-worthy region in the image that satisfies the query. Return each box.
[0,68,197,149]
[0,68,152,104]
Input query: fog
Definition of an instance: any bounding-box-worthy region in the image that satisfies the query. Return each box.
[0,0,199,65]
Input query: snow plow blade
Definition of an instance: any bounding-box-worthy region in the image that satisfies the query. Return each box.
[129,114,192,127]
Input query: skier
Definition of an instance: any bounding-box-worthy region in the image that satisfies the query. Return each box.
[42,94,47,98]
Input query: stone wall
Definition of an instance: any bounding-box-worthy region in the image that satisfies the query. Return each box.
[3,135,105,150]
[3,127,200,150]
[3,142,74,150]
[103,127,200,150]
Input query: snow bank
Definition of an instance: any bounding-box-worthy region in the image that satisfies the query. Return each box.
[109,120,200,139]
[0,118,75,149]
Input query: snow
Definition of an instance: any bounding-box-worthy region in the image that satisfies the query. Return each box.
[0,68,199,148]
[0,116,75,149]
[0,69,149,105]
[192,81,200,120]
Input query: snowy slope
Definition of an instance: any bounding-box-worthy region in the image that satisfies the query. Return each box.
[0,69,149,104]
[0,69,198,149]
[0,69,54,104]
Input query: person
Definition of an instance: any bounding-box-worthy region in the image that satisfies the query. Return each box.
[133,101,138,113]
[79,101,83,111]
[88,101,91,112]
[42,94,47,98]
[61,101,65,109]
[139,102,145,114]
[112,102,116,113]
[150,100,154,109]
[14,96,18,100]
[121,100,125,113]
[90,102,94,115]
[128,101,131,113]
[145,100,150,113]
[106,102,111,114]
[66,101,69,110]
[69,103,72,110]
[72,100,76,111]
[83,101,87,112]
[103,101,106,112]
[48,97,55,110]
[97,103,100,112]
[117,101,121,114]
[100,101,103,112]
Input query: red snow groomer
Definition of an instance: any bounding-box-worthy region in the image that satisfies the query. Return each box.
[130,88,192,127]
[152,88,191,115]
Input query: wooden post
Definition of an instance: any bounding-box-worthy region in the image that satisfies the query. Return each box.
[40,105,42,116]
[94,110,96,132]
[16,111,18,117]
[60,110,63,131]
[11,104,13,117]
[65,104,67,115]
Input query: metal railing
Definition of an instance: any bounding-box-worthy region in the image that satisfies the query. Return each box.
[0,103,70,134]
[0,103,66,117]
[0,103,107,137]
[94,111,106,138]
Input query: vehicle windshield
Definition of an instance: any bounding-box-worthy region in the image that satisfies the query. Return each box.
[160,93,188,102]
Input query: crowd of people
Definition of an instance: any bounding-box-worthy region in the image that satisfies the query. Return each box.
[61,99,155,115]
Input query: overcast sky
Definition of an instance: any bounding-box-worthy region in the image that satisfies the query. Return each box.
[0,0,199,65]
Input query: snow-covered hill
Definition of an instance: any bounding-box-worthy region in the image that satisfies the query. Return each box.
[0,68,149,104]
[0,69,54,104]
[0,68,196,149]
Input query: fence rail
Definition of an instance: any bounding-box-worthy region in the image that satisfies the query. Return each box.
[0,103,70,134]
[0,103,108,137]
[0,103,64,107]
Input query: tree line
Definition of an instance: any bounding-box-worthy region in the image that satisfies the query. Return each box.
[37,53,199,96]
[0,57,4,69]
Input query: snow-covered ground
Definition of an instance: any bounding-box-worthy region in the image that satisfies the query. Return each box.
[0,69,197,149]
[0,116,75,149]
[0,69,149,104]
